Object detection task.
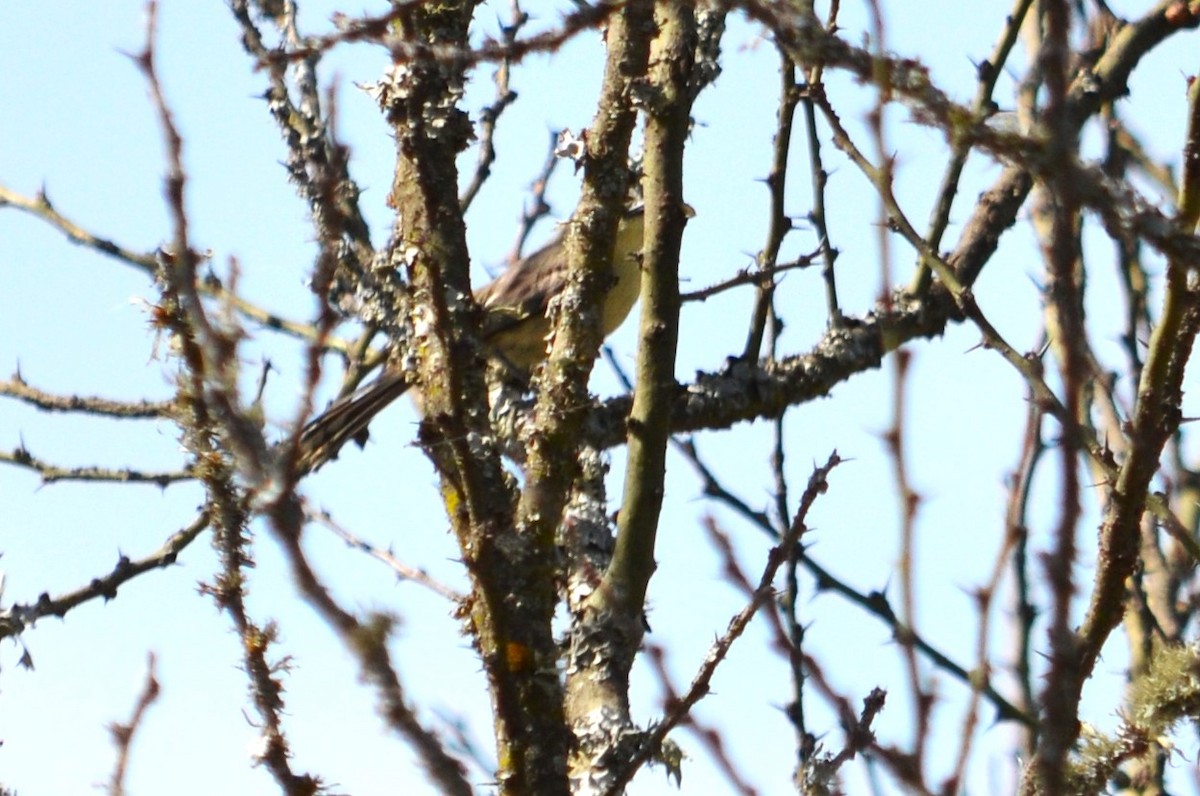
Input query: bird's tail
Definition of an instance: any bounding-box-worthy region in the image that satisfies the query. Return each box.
[295,370,411,473]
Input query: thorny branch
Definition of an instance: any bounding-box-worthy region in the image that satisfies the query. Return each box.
[602,453,844,796]
[135,7,325,794]
[5,0,1200,793]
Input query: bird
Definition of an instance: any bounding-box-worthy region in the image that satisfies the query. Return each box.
[294,205,648,473]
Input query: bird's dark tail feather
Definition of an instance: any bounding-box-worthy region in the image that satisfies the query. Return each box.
[296,371,411,473]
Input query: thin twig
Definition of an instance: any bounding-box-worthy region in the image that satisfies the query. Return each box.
[504,130,563,266]
[0,373,174,418]
[0,513,209,644]
[459,0,527,211]
[604,453,843,795]
[0,445,191,486]
[260,0,622,73]
[682,250,821,304]
[307,505,465,602]
[669,431,1033,727]
[107,653,161,796]
[742,48,802,363]
[0,182,352,353]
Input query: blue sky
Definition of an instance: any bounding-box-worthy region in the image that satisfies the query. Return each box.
[2,2,1196,794]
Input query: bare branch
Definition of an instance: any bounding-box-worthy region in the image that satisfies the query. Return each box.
[0,373,174,418]
[0,513,209,644]
[0,445,191,485]
[307,504,465,603]
[107,653,161,796]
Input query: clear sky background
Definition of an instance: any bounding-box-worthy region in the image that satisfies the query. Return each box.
[1,2,1197,794]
